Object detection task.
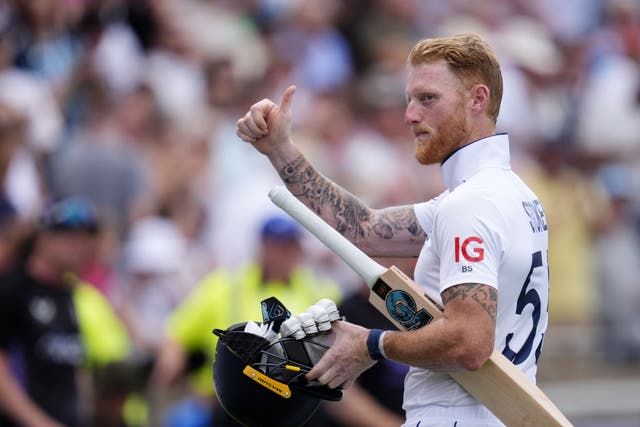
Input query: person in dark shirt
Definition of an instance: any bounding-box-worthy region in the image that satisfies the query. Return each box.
[0,198,100,427]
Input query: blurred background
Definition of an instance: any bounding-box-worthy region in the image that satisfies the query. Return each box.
[0,0,639,426]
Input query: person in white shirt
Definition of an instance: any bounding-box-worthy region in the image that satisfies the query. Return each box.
[235,32,549,427]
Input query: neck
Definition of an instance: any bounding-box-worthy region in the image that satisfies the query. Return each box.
[444,123,496,162]
[468,120,496,144]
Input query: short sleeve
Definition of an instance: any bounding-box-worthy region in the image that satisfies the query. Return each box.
[433,191,506,293]
[413,190,449,239]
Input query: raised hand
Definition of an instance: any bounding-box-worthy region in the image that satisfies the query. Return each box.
[236,85,297,155]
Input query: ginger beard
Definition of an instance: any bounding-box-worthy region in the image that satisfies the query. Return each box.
[413,95,471,165]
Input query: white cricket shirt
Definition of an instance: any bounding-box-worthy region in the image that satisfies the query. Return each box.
[405,134,550,420]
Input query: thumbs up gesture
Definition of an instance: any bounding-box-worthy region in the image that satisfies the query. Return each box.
[236,85,297,155]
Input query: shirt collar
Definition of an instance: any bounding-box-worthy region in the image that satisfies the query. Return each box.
[441,133,511,190]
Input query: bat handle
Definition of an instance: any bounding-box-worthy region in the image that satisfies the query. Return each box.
[268,186,385,286]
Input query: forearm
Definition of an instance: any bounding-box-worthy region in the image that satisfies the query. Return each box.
[305,314,490,392]
[324,383,403,427]
[268,143,425,256]
[269,143,373,239]
[383,306,494,371]
[0,353,60,427]
[149,337,188,388]
[382,319,468,371]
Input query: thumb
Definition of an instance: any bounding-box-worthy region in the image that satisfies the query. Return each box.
[279,85,297,114]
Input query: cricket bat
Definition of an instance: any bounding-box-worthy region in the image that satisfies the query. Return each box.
[269,186,572,427]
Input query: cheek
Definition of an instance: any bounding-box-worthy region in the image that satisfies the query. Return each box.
[421,108,449,132]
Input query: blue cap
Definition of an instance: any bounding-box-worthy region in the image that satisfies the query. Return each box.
[40,198,99,233]
[260,215,301,241]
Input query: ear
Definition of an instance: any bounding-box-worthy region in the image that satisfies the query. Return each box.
[468,84,490,115]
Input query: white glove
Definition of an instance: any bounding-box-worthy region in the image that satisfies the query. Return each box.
[280,299,341,339]
[280,316,306,339]
[307,304,331,332]
[242,320,279,342]
[315,298,341,322]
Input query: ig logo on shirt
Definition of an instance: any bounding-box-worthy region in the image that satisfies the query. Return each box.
[454,236,484,272]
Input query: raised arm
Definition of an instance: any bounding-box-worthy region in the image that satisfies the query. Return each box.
[236,86,426,257]
[273,149,425,257]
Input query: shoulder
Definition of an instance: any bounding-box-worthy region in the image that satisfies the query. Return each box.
[0,267,28,299]
[174,266,251,314]
[412,190,449,236]
[74,281,104,300]
[414,190,448,218]
[73,282,118,317]
[191,266,240,294]
[437,182,503,221]
[433,181,512,247]
[440,168,528,214]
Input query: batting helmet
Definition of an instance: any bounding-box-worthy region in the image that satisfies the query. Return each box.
[213,322,342,427]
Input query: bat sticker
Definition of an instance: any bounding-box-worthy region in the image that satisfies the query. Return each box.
[372,279,433,330]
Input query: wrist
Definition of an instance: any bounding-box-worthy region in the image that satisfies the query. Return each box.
[366,329,388,361]
[267,139,298,166]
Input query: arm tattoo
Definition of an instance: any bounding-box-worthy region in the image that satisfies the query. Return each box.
[441,283,498,322]
[279,155,369,239]
[374,208,426,243]
[278,155,426,243]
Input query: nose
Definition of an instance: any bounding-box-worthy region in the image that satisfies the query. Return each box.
[404,100,420,125]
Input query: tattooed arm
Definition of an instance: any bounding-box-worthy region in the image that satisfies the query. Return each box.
[381,283,497,371]
[236,86,426,257]
[305,283,497,387]
[271,149,426,257]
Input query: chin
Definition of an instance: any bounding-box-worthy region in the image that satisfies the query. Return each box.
[414,149,439,165]
[414,133,442,165]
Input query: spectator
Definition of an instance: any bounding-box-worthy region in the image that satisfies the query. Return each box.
[50,83,149,239]
[0,198,130,427]
[0,20,63,157]
[576,0,640,164]
[0,101,44,222]
[142,4,207,125]
[594,164,640,362]
[114,215,207,358]
[11,0,81,97]
[524,143,609,326]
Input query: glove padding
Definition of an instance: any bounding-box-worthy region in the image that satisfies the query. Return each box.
[280,298,341,339]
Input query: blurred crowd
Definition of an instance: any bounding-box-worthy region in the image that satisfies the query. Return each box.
[1,0,640,425]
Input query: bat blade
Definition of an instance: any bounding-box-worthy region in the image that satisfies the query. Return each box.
[268,186,572,427]
[376,266,572,427]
